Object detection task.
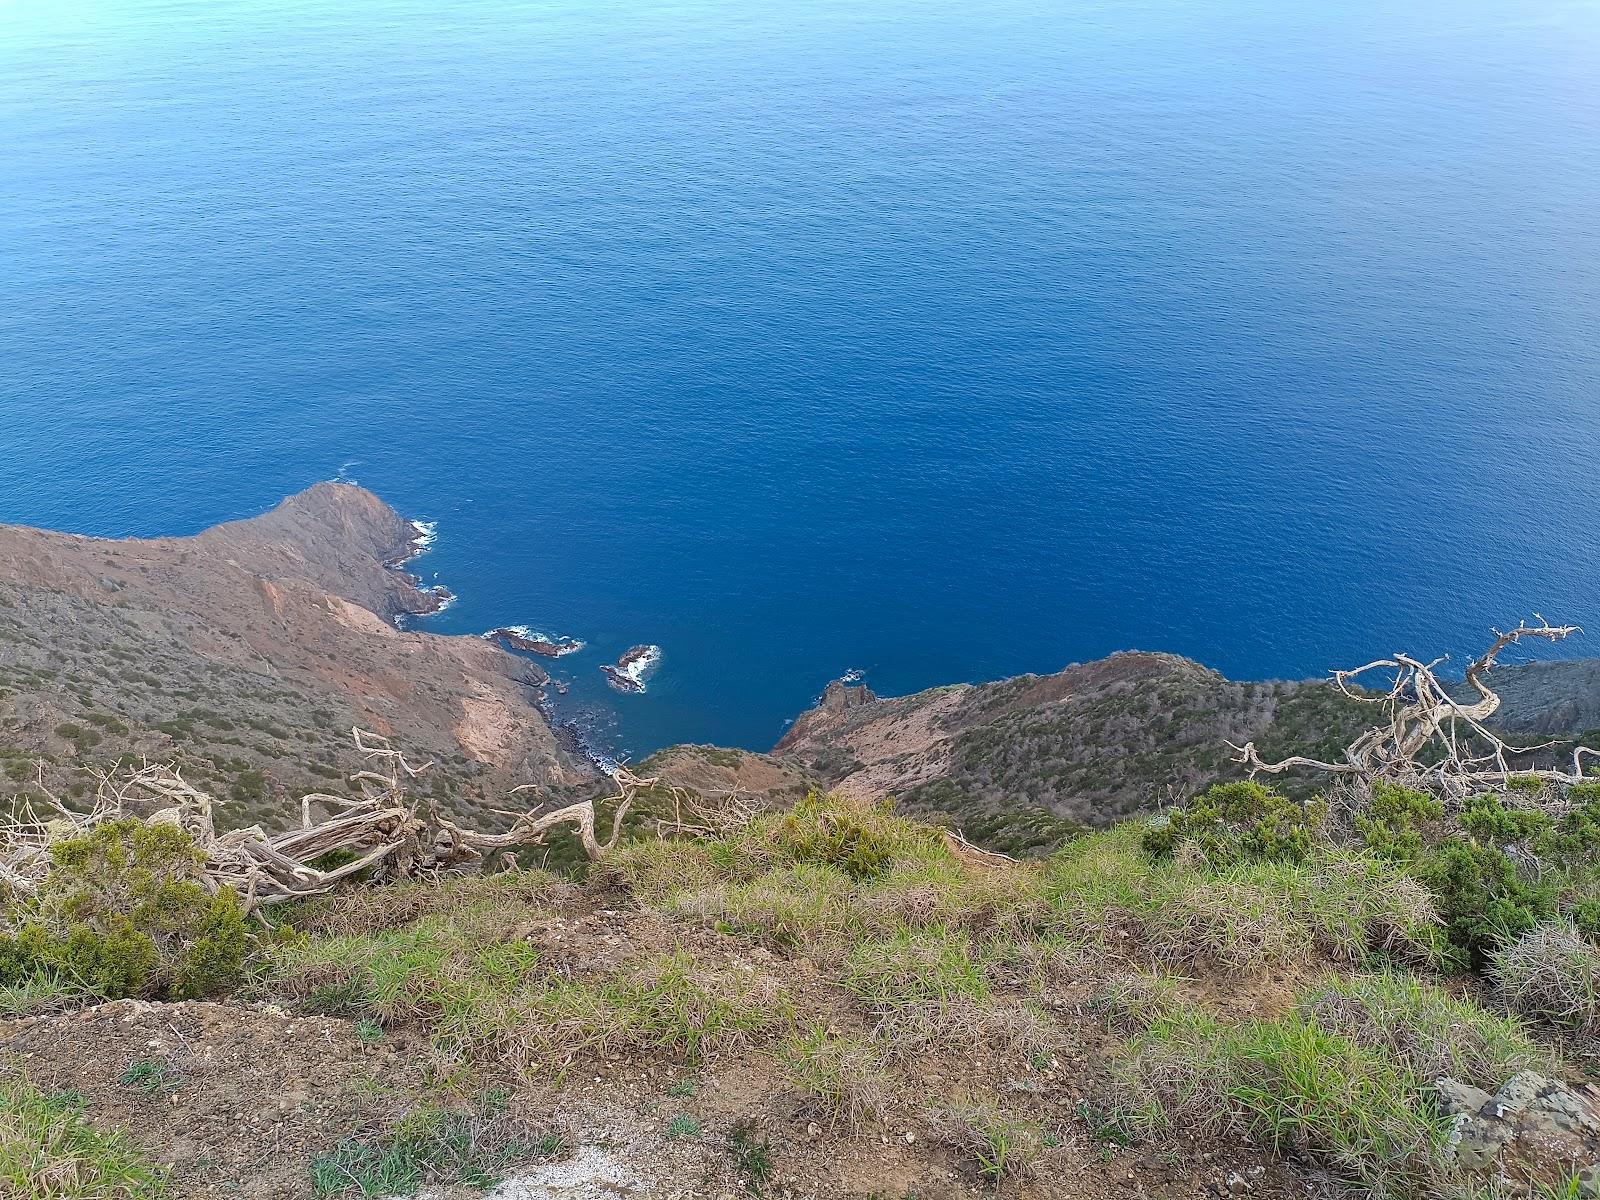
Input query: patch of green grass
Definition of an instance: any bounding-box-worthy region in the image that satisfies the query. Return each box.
[309,1106,521,1197]
[728,1122,774,1194]
[1114,973,1527,1196]
[0,971,77,1018]
[274,907,791,1067]
[664,1114,702,1141]
[843,927,988,1010]
[532,1132,568,1157]
[1042,827,1444,970]
[1298,971,1554,1086]
[1088,972,1183,1035]
[672,863,856,951]
[118,1060,176,1095]
[0,1074,166,1198]
[614,950,795,1061]
[353,1019,386,1044]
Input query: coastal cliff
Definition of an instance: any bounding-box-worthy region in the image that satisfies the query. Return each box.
[0,483,597,827]
[4,486,1600,1200]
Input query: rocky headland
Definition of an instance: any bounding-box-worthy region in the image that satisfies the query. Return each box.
[0,482,598,828]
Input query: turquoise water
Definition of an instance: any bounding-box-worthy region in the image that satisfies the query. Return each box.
[2,0,1598,759]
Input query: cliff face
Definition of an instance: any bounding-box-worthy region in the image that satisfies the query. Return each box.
[1466,659,1600,738]
[0,483,596,828]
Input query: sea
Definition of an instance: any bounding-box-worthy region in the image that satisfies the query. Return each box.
[2,0,1598,761]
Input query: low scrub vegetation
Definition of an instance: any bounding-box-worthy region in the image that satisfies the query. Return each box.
[0,820,247,1003]
[8,768,1600,1198]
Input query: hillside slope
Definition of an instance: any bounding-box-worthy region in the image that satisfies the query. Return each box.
[0,483,597,826]
[771,652,1373,852]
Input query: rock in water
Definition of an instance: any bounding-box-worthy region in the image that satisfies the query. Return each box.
[485,626,586,658]
[602,644,662,693]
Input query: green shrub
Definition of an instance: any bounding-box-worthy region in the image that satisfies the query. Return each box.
[1459,795,1552,846]
[1353,784,1442,863]
[1537,785,1600,868]
[1143,781,1323,866]
[0,820,248,1000]
[1416,841,1556,967]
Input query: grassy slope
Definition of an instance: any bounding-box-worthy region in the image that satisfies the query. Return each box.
[231,794,1590,1199]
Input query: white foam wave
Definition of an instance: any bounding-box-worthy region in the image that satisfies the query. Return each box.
[616,644,662,684]
[410,520,438,553]
[601,644,663,693]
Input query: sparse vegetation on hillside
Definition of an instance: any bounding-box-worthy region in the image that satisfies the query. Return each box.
[2,623,1599,1199]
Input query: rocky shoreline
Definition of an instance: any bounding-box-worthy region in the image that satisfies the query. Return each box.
[0,482,601,823]
[382,518,456,626]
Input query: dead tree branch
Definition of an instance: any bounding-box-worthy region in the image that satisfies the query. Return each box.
[1,729,669,913]
[1232,619,1593,796]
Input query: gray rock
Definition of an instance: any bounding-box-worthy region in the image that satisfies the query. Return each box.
[1434,1078,1492,1117]
[1494,1071,1552,1117]
[1575,1162,1600,1199]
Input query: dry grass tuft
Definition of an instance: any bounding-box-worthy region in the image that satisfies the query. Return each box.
[778,1026,894,1130]
[929,1104,1041,1186]
[1297,972,1555,1087]
[1490,922,1600,1042]
[1089,972,1183,1036]
[280,869,560,938]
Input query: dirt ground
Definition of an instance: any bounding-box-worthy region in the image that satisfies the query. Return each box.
[4,984,1341,1200]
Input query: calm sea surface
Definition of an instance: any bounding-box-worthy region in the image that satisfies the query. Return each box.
[3,0,1598,758]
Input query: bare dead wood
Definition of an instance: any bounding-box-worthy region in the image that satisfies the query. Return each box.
[1232,619,1595,796]
[1,729,670,913]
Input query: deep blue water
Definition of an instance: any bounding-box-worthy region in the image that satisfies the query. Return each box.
[3,0,1598,760]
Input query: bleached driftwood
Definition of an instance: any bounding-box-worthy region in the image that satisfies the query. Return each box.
[1232,619,1597,797]
[0,729,659,913]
